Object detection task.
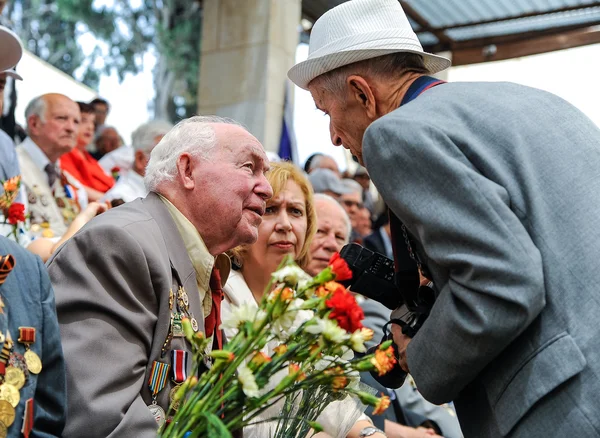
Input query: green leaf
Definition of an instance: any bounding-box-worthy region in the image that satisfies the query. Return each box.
[201,412,233,438]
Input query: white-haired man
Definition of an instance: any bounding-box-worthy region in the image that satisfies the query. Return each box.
[305,193,351,276]
[289,0,600,437]
[47,116,272,437]
[102,120,173,203]
[17,94,87,238]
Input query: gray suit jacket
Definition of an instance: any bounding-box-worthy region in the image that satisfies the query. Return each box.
[48,192,205,438]
[363,81,600,437]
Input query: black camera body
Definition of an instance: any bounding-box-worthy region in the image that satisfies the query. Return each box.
[340,243,437,388]
[339,243,436,322]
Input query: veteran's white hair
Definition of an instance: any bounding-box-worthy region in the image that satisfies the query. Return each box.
[314,193,352,243]
[144,115,243,192]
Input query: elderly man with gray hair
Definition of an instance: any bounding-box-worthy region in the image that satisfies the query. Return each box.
[48,115,273,437]
[102,120,173,203]
[289,0,600,436]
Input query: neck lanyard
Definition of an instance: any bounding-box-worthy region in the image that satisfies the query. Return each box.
[400,75,446,107]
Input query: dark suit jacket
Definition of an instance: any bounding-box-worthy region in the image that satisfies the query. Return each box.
[364,81,600,437]
[48,192,206,438]
[0,236,66,437]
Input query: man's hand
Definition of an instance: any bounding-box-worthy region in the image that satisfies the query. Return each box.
[391,323,411,372]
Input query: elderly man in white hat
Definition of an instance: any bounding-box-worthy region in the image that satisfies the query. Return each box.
[289,1,600,437]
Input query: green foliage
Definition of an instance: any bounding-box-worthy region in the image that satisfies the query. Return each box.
[6,0,201,121]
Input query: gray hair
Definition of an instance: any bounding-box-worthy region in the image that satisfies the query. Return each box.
[144,115,243,192]
[309,154,335,172]
[310,52,428,96]
[314,193,352,243]
[131,120,174,154]
[25,96,48,129]
[341,178,363,195]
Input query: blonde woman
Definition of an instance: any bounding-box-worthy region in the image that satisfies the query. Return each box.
[222,161,385,438]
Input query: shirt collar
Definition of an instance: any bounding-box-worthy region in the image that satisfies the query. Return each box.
[158,194,231,292]
[21,137,54,171]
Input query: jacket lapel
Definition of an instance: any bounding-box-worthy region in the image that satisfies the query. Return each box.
[140,192,205,334]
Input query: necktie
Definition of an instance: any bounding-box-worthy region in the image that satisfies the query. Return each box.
[44,163,59,188]
[206,267,224,349]
[0,255,16,286]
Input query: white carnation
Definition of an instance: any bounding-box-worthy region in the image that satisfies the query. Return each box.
[238,363,259,398]
[271,266,311,285]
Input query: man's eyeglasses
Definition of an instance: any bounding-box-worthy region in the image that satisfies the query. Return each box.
[340,199,363,209]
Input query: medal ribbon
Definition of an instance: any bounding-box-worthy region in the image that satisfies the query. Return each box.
[18,327,36,344]
[0,254,15,285]
[171,350,188,383]
[22,398,34,438]
[148,361,171,397]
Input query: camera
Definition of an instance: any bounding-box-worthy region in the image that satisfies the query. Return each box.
[339,243,436,329]
[339,243,437,388]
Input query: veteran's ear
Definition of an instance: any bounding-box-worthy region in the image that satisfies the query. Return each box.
[176,153,195,190]
[347,75,377,119]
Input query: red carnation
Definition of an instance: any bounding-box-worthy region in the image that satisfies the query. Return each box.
[328,253,352,282]
[326,288,364,333]
[7,203,25,225]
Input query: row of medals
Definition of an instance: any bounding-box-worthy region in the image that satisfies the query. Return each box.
[0,336,42,437]
[150,287,201,429]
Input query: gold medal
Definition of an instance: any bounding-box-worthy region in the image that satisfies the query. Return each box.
[0,420,7,438]
[0,383,20,408]
[24,350,42,374]
[5,366,25,390]
[169,384,182,411]
[0,400,15,427]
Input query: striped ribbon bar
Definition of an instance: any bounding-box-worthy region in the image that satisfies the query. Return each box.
[148,361,171,396]
[18,327,36,344]
[171,350,188,383]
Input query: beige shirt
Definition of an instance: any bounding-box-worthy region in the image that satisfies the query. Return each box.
[159,194,230,318]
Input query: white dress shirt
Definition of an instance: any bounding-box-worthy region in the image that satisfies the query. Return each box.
[101,169,147,203]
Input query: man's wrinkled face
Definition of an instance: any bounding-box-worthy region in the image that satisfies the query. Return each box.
[309,84,371,165]
[338,190,363,227]
[30,95,80,157]
[193,124,273,248]
[306,199,349,276]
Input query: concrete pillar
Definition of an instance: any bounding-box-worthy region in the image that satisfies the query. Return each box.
[198,0,301,153]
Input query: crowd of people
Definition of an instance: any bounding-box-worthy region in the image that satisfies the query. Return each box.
[2,0,600,437]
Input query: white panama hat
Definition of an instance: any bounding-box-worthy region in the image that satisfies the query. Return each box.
[0,26,22,72]
[288,0,451,90]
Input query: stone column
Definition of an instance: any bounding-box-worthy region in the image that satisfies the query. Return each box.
[198,0,301,153]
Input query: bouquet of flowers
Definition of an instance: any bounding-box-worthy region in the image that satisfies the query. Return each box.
[1,176,27,243]
[161,253,396,438]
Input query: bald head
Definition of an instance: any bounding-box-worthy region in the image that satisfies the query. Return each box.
[26,93,80,162]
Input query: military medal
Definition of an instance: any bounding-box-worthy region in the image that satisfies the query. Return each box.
[0,421,6,438]
[172,313,184,338]
[147,360,170,429]
[0,399,15,427]
[0,383,19,408]
[4,366,25,390]
[18,327,42,374]
[8,352,29,383]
